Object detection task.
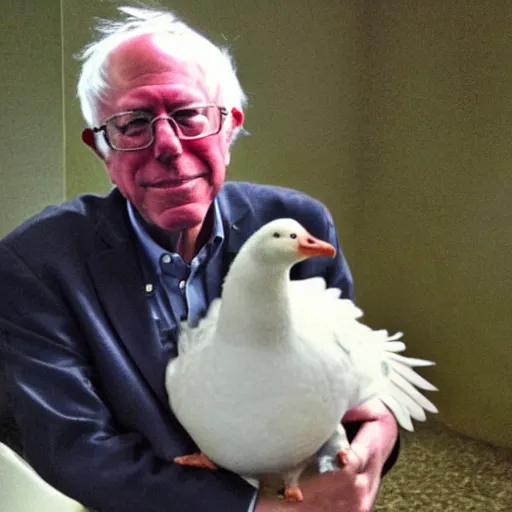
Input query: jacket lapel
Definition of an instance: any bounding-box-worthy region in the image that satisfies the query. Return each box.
[204,187,257,301]
[86,191,170,406]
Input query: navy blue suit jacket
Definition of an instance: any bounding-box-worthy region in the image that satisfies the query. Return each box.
[0,182,391,512]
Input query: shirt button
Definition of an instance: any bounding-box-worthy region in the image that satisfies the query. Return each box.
[179,280,186,290]
[162,254,172,264]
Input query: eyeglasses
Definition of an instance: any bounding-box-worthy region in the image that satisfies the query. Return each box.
[93,105,229,151]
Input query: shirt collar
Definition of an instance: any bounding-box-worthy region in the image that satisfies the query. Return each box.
[127,199,224,272]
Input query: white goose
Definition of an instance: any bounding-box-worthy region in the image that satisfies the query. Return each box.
[165,218,437,502]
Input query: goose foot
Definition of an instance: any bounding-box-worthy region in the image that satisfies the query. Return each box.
[317,423,351,472]
[174,452,217,470]
[337,449,350,466]
[281,464,307,502]
[284,487,304,503]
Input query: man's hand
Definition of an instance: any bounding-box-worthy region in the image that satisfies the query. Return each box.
[339,398,399,510]
[254,398,398,512]
[254,468,368,512]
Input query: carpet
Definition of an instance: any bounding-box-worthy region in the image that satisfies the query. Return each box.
[375,419,512,511]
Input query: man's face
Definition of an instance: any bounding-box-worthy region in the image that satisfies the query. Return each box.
[94,34,241,233]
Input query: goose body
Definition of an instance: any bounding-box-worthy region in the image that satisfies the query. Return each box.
[165,218,437,499]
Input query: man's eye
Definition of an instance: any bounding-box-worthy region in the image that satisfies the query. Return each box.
[173,109,202,126]
[116,117,150,135]
[173,108,210,135]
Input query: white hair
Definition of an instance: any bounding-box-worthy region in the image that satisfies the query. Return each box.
[76,6,247,154]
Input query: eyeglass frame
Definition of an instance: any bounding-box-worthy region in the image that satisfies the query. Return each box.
[92,104,229,152]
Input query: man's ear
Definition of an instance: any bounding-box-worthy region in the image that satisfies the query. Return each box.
[82,128,106,161]
[230,107,244,130]
[223,107,245,166]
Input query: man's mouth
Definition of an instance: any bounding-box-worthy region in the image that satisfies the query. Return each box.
[144,174,208,188]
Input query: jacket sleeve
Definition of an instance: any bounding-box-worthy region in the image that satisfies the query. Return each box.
[0,243,256,512]
[324,211,355,301]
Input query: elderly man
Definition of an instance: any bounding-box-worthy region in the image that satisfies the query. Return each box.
[0,6,398,512]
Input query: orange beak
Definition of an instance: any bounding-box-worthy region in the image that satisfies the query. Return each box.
[297,233,336,258]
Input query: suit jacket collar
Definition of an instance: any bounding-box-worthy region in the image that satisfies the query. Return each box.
[86,189,167,403]
[217,182,259,254]
[92,188,133,248]
[92,185,256,253]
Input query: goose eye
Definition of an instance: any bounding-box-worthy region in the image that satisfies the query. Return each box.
[290,233,297,239]
[273,232,281,238]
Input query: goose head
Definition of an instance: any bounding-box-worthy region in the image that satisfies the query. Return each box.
[236,218,336,270]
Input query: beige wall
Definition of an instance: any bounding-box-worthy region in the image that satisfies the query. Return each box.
[355,1,512,449]
[0,0,63,236]
[1,1,511,448]
[356,0,512,446]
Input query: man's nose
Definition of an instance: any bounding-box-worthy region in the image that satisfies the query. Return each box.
[152,118,183,161]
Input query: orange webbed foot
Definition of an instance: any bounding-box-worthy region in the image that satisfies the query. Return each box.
[337,449,350,466]
[284,487,304,503]
[174,452,218,470]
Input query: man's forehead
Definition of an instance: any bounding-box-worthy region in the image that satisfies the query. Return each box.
[107,33,208,92]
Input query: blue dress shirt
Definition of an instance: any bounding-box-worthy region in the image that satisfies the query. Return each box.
[127,200,224,328]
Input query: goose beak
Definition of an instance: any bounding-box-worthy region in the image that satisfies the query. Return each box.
[297,234,336,258]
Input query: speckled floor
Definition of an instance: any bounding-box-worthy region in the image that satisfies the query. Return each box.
[375,419,512,511]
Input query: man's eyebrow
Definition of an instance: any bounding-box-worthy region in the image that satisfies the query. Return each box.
[117,90,205,111]
[109,110,153,122]
[128,109,154,115]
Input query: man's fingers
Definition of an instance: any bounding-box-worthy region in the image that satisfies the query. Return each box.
[346,445,369,473]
